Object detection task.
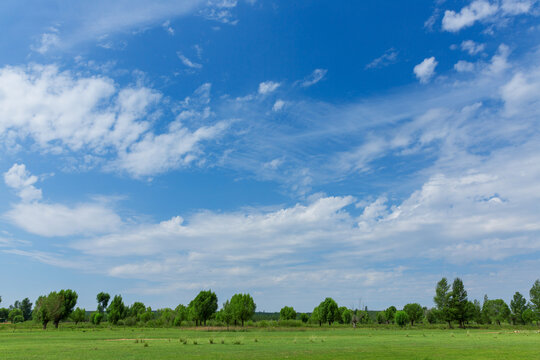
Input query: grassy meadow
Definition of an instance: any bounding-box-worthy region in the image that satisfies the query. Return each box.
[1,325,539,359]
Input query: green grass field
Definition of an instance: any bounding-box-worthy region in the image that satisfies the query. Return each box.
[1,326,539,359]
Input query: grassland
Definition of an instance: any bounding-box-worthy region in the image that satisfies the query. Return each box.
[1,325,539,359]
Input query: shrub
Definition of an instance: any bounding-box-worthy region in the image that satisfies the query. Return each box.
[12,315,24,324]
[395,311,409,327]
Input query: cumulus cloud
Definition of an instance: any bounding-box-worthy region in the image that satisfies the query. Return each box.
[442,0,538,32]
[413,57,438,83]
[455,60,476,72]
[0,65,225,177]
[442,0,499,32]
[300,69,328,87]
[272,99,286,111]
[3,164,42,202]
[3,164,122,237]
[258,81,280,95]
[461,40,485,55]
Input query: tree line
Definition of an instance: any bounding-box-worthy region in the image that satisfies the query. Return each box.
[1,279,539,329]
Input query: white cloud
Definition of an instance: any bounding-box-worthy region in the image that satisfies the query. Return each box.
[455,60,476,72]
[461,40,486,55]
[365,49,399,69]
[3,164,42,202]
[162,20,175,35]
[3,164,122,237]
[201,0,239,25]
[300,69,328,87]
[0,65,225,177]
[441,0,538,32]
[272,99,286,112]
[442,0,499,32]
[31,31,61,54]
[258,81,280,95]
[501,0,536,15]
[5,202,123,237]
[500,71,540,115]
[177,52,202,69]
[413,57,438,83]
[487,44,510,74]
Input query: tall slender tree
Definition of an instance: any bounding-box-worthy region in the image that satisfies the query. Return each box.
[510,292,527,325]
[434,278,453,328]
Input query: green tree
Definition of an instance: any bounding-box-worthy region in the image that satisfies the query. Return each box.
[157,308,175,326]
[12,298,33,321]
[434,278,453,328]
[230,293,256,326]
[300,313,309,323]
[129,302,146,320]
[96,292,110,313]
[33,292,64,330]
[91,312,103,325]
[384,306,397,324]
[522,308,536,325]
[217,300,234,330]
[53,289,78,328]
[376,311,387,324]
[342,308,353,324]
[8,308,23,323]
[403,303,423,326]
[425,308,437,324]
[71,308,86,325]
[140,307,154,323]
[0,307,9,322]
[107,295,126,325]
[510,292,528,325]
[483,299,511,325]
[530,279,540,322]
[318,298,339,326]
[449,278,470,328]
[174,304,188,326]
[279,306,297,321]
[189,290,218,326]
[310,306,321,326]
[395,311,409,327]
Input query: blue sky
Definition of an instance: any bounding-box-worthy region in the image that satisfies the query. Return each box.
[1,0,540,312]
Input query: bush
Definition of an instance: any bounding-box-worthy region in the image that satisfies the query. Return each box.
[277,319,303,327]
[395,311,409,327]
[91,312,103,325]
[300,313,309,323]
[12,315,24,324]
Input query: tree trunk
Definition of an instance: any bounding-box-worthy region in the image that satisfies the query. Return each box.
[241,319,244,327]
[447,321,453,329]
[43,321,48,330]
[54,320,60,329]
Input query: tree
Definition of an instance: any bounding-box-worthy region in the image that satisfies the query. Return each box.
[8,308,23,323]
[318,298,339,326]
[189,290,218,326]
[217,300,234,330]
[403,303,423,326]
[300,313,309,323]
[91,312,103,325]
[376,311,387,324]
[530,279,540,322]
[425,308,437,324]
[107,295,126,325]
[449,278,470,328]
[129,302,146,321]
[52,289,78,328]
[71,308,86,325]
[33,292,64,330]
[522,308,536,325]
[384,306,397,324]
[483,299,511,325]
[0,307,8,322]
[279,306,297,321]
[310,306,321,326]
[342,308,353,324]
[229,293,256,326]
[174,304,188,326]
[510,292,528,325]
[434,278,453,328]
[395,311,409,327]
[97,292,110,313]
[11,298,33,321]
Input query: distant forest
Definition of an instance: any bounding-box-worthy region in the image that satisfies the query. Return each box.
[1,278,539,329]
